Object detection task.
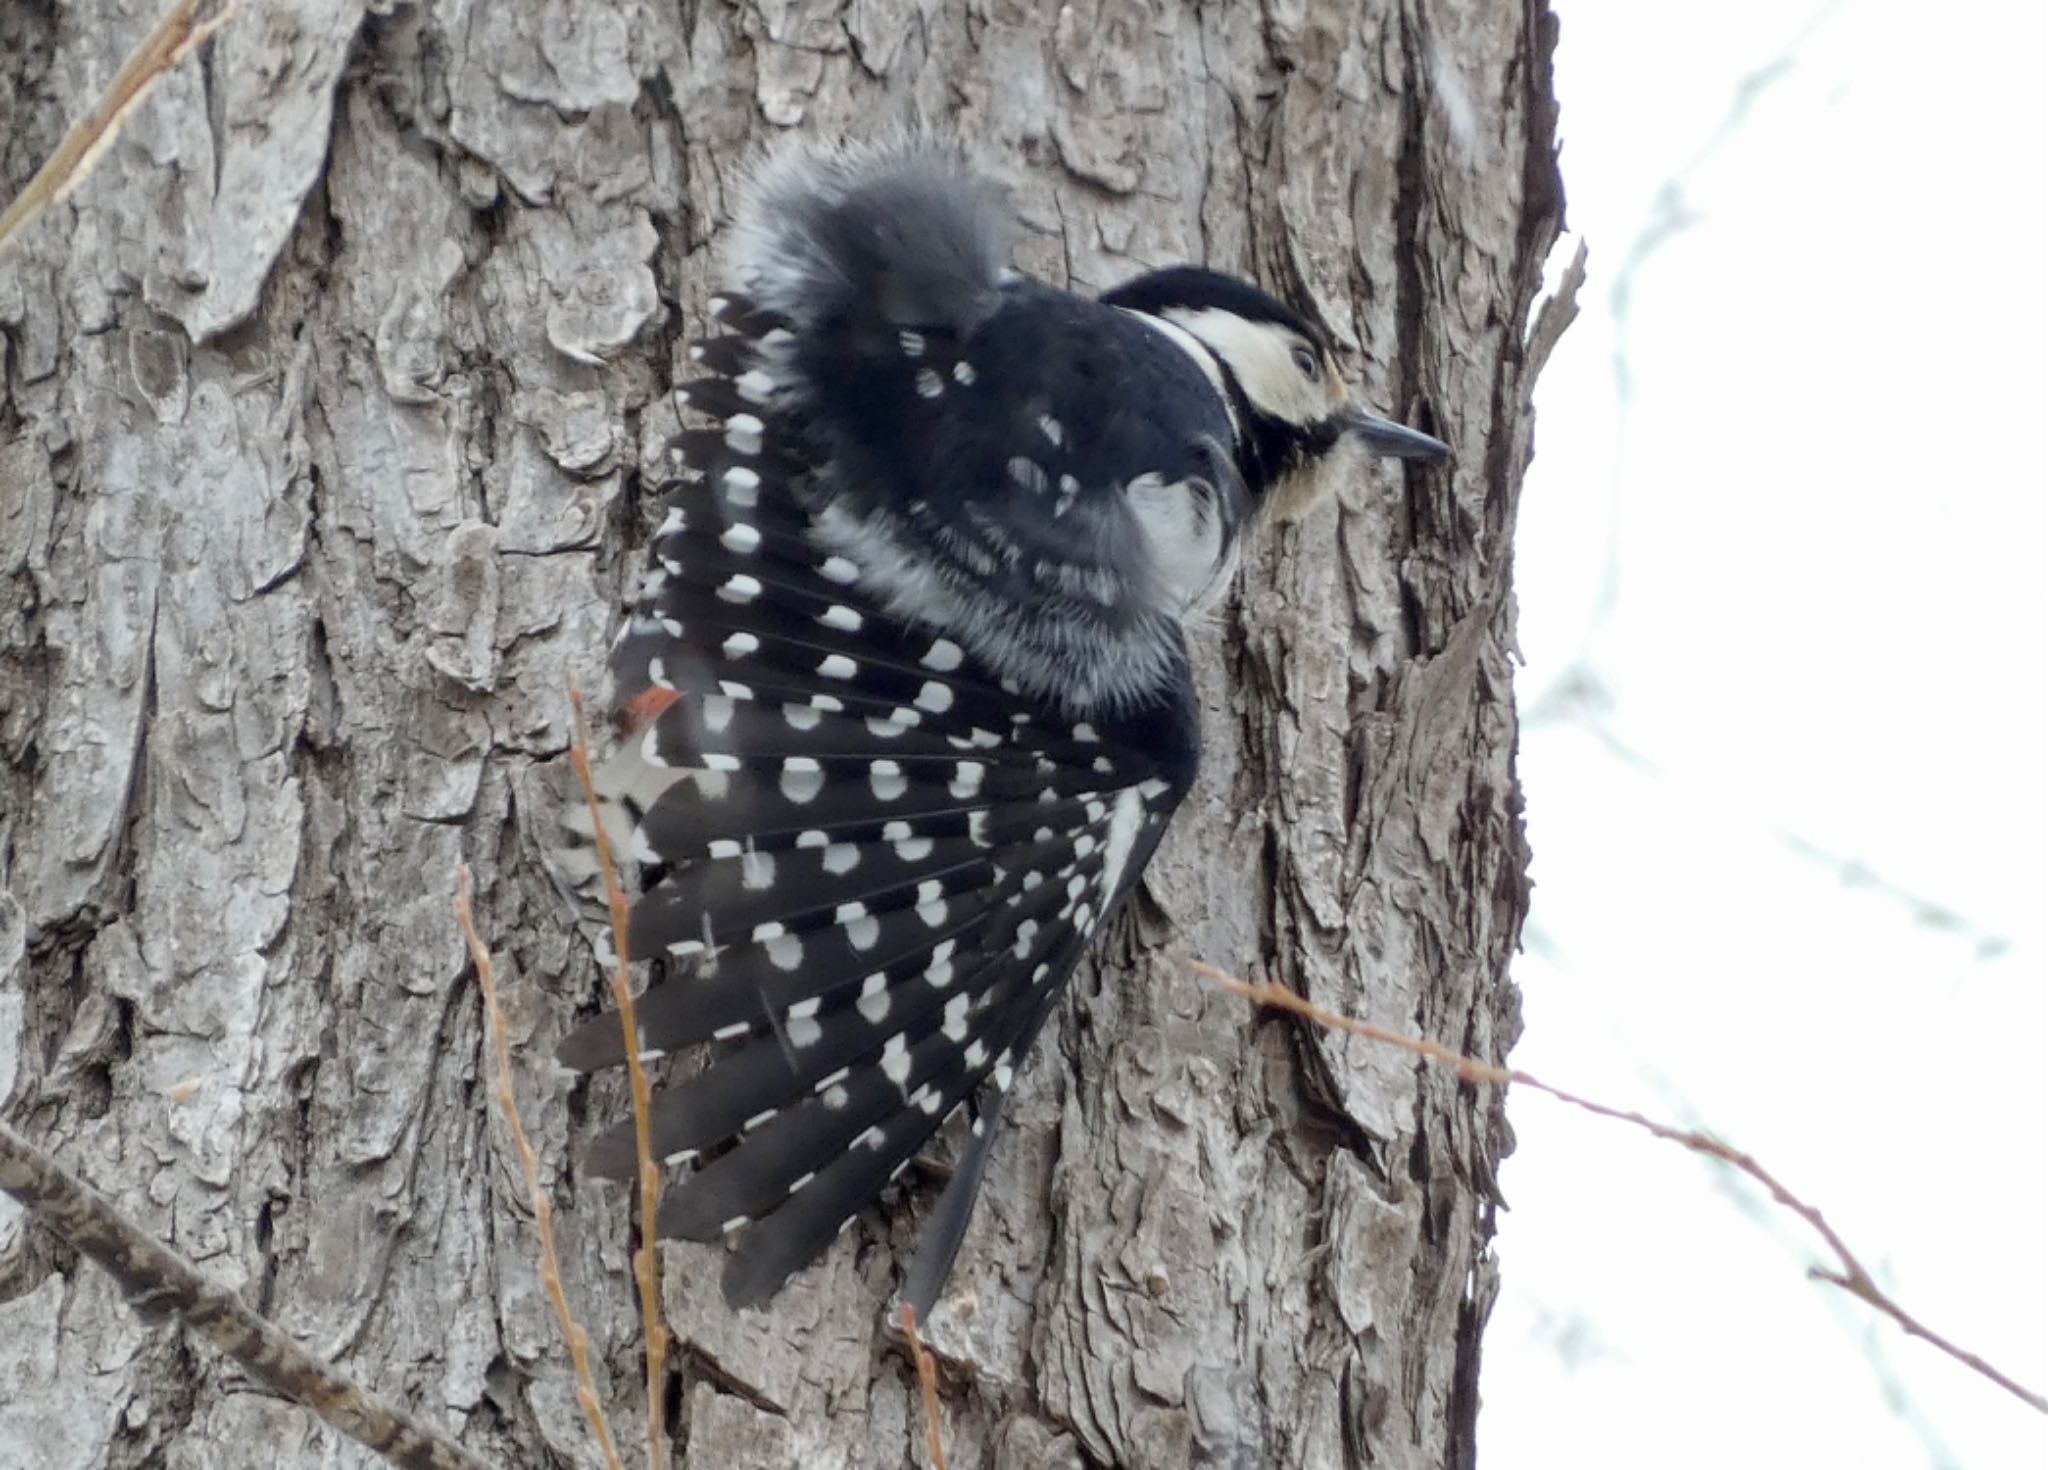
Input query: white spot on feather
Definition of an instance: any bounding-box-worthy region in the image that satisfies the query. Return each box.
[724,414,764,453]
[1008,456,1049,494]
[822,842,860,875]
[780,757,824,804]
[941,993,970,1041]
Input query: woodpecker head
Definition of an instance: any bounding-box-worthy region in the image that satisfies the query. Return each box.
[1101,266,1448,521]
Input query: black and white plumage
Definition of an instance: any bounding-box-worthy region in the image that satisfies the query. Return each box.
[553,141,1448,1313]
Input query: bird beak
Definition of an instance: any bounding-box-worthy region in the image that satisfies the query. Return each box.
[1342,406,1450,460]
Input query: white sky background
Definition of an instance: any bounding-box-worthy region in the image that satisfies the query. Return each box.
[1480,1,2048,1466]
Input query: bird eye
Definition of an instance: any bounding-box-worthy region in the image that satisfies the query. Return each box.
[1291,345,1321,380]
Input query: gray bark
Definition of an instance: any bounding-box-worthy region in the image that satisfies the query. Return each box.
[0,1,1559,1466]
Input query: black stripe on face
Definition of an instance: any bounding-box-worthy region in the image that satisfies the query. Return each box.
[1216,376,1341,499]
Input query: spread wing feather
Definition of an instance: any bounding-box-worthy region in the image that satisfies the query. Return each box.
[557,154,1203,1312]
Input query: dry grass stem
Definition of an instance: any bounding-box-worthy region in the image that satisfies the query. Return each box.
[0,0,242,253]
[454,868,627,1470]
[900,1305,950,1470]
[1196,960,2047,1417]
[567,685,670,1468]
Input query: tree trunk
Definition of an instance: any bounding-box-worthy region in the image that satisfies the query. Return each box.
[0,1,1558,1465]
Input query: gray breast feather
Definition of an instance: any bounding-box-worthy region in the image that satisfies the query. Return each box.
[808,496,1183,719]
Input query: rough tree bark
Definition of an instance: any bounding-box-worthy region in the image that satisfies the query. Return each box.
[0,1,1559,1466]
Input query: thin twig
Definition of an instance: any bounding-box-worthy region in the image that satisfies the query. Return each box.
[0,0,243,253]
[0,1121,491,1470]
[454,869,626,1470]
[900,1305,950,1470]
[1195,960,2048,1417]
[566,685,669,1469]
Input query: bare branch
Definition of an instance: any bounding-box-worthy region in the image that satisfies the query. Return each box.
[0,0,242,254]
[1196,961,2048,1416]
[566,685,670,1469]
[0,1120,493,1470]
[453,869,626,1470]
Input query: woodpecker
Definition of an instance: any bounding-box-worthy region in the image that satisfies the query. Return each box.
[553,141,1447,1313]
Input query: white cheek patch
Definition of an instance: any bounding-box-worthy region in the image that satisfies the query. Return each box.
[1161,307,1328,428]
